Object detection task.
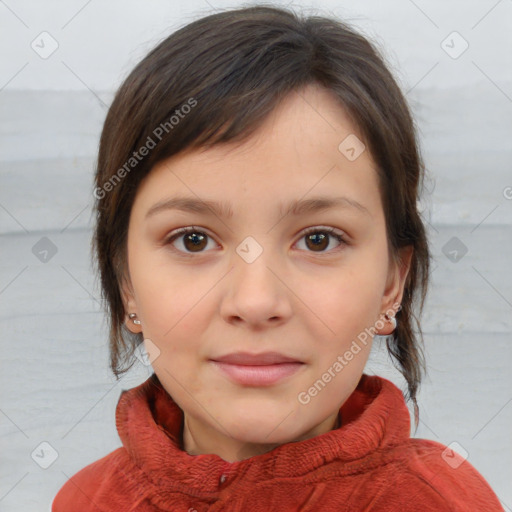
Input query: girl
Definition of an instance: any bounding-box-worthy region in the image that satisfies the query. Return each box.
[53,5,503,511]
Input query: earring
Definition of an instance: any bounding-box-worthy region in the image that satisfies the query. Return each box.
[128,313,141,325]
[384,312,397,332]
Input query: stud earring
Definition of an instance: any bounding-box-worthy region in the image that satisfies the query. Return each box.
[128,313,141,325]
[384,312,397,332]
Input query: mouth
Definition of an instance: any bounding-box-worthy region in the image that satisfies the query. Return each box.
[209,351,305,386]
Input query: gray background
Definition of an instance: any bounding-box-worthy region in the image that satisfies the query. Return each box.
[0,0,511,510]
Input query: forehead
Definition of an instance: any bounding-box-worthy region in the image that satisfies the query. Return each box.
[132,83,382,221]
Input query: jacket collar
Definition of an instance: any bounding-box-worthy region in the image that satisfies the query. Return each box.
[115,372,410,494]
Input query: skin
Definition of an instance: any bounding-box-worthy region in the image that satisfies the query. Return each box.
[121,82,413,463]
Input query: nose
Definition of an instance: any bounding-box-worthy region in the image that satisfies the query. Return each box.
[220,243,292,328]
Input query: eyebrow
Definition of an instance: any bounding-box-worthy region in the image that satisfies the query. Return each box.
[145,195,371,221]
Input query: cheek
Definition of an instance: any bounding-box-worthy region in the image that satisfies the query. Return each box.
[139,286,209,347]
[129,244,213,339]
[301,257,387,340]
[139,278,208,399]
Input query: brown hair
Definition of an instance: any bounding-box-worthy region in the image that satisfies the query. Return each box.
[91,4,432,425]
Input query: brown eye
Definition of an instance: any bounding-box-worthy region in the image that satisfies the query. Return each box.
[166,227,214,254]
[306,232,329,251]
[182,231,207,252]
[297,227,346,253]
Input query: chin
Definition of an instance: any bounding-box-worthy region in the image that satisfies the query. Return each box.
[220,408,307,445]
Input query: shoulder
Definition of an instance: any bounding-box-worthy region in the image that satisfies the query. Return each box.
[374,438,504,511]
[51,447,149,512]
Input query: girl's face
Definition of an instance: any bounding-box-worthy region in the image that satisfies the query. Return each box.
[122,83,412,462]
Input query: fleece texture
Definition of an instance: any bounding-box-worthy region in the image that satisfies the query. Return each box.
[52,373,504,511]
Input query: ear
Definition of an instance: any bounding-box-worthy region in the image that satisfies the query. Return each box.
[120,277,142,334]
[376,245,414,335]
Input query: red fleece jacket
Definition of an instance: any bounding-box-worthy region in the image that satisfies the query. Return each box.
[52,373,504,511]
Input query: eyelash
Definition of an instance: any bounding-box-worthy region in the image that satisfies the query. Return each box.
[164,225,348,256]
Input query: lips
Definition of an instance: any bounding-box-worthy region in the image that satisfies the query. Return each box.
[211,351,303,365]
[209,352,304,386]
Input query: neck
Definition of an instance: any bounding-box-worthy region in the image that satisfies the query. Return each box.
[181,411,341,462]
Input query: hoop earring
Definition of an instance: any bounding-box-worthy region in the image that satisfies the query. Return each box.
[128,313,141,325]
